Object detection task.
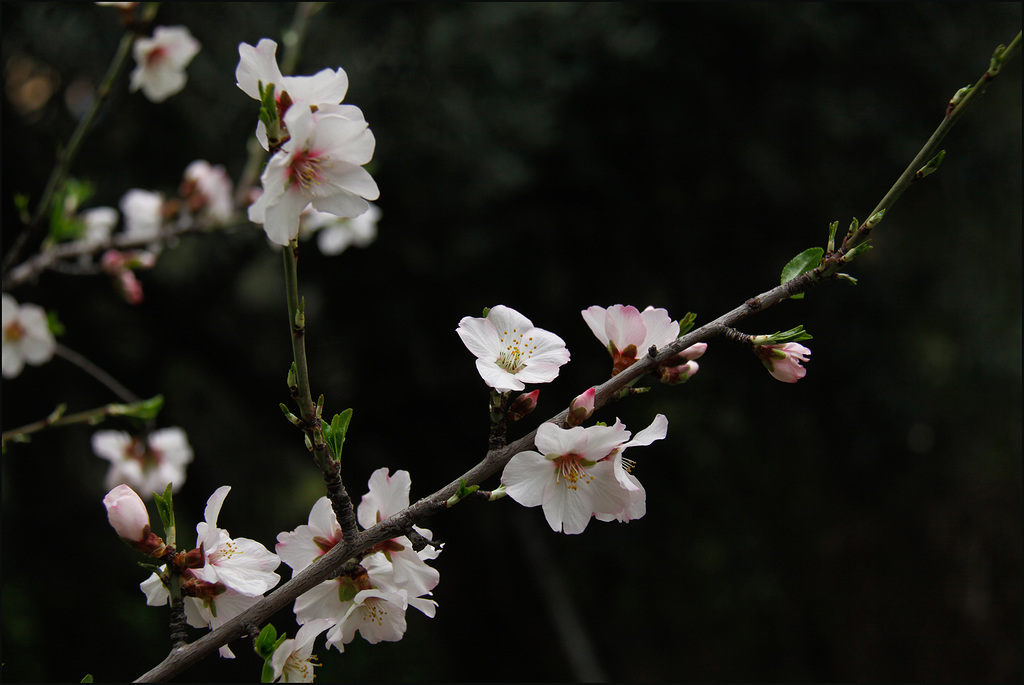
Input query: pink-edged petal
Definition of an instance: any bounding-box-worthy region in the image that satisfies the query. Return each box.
[358,468,411,528]
[604,305,646,349]
[639,307,680,349]
[581,306,611,347]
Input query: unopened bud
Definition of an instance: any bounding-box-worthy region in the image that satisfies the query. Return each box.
[507,389,540,423]
[659,360,699,385]
[104,484,166,555]
[565,387,596,427]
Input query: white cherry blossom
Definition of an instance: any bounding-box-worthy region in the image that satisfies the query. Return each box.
[129,26,200,103]
[457,305,570,392]
[502,415,668,534]
[1,294,56,379]
[248,105,379,245]
[92,426,193,495]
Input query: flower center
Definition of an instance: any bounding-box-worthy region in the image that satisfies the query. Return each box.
[287,148,327,193]
[361,597,389,627]
[145,45,168,67]
[3,320,26,342]
[496,327,536,374]
[553,453,593,491]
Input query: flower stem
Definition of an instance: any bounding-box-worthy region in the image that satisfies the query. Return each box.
[281,241,359,541]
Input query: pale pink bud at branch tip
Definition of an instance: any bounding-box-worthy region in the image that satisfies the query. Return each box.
[756,342,811,383]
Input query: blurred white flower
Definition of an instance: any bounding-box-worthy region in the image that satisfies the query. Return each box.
[92,426,193,495]
[129,25,200,103]
[119,189,164,241]
[181,160,234,226]
[299,202,380,256]
[1,294,56,379]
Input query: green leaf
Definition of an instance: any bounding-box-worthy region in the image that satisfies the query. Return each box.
[81,675,94,683]
[261,660,276,684]
[253,623,279,659]
[108,395,164,421]
[46,311,65,336]
[677,312,697,336]
[780,247,824,299]
[323,409,353,461]
[153,483,174,532]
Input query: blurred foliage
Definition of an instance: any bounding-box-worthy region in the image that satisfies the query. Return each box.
[2,3,1021,682]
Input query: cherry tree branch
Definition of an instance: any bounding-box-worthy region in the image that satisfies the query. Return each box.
[132,33,1019,683]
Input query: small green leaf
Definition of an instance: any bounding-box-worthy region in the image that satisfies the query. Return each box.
[46,311,66,336]
[780,247,824,299]
[261,661,275,684]
[153,483,174,532]
[323,409,353,460]
[108,395,165,421]
[81,675,94,683]
[826,220,839,253]
[253,623,279,658]
[677,312,697,336]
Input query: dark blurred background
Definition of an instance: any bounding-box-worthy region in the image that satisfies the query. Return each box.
[2,3,1021,682]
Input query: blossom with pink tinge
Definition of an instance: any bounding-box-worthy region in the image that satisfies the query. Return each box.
[756,342,811,383]
[92,427,193,495]
[247,105,379,246]
[501,415,668,534]
[129,26,200,103]
[2,294,56,379]
[582,305,680,374]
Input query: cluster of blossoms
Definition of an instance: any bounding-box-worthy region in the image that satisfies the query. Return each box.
[138,486,282,658]
[92,426,194,495]
[102,484,281,659]
[2,294,56,379]
[277,468,440,655]
[236,39,380,247]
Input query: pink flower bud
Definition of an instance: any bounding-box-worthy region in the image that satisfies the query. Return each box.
[101,250,126,274]
[756,343,811,383]
[659,360,699,385]
[118,270,145,305]
[508,389,540,422]
[566,387,596,427]
[104,484,167,556]
[103,484,150,542]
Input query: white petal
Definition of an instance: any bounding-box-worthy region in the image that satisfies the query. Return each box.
[456,316,500,360]
[500,451,552,508]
